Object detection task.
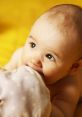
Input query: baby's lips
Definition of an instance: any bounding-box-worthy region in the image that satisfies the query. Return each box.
[25,62,43,74]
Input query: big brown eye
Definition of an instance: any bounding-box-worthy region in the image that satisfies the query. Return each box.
[46,54,55,61]
[30,42,36,48]
[0,99,4,106]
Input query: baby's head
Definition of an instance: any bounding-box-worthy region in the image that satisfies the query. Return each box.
[22,4,82,84]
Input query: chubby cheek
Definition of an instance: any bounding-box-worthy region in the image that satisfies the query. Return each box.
[43,64,57,83]
[43,63,65,84]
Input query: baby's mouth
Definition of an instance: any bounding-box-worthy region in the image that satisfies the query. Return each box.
[25,63,44,77]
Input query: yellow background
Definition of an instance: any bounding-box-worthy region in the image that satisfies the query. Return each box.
[0,0,82,66]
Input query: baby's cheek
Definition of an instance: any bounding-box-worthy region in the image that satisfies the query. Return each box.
[43,64,55,77]
[43,66,59,84]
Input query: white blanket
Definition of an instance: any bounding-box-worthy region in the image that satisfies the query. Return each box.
[0,65,51,117]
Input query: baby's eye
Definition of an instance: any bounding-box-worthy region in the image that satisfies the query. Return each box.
[30,42,36,48]
[46,54,55,61]
[0,99,4,107]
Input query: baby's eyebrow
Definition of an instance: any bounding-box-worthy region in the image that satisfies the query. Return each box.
[49,49,60,59]
[29,35,33,39]
[29,35,36,41]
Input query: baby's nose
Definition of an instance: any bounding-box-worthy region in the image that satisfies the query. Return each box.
[31,52,42,67]
[31,58,42,68]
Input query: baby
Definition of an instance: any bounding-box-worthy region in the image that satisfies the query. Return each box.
[4,4,82,117]
[0,65,51,117]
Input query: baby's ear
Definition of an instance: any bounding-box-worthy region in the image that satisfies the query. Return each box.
[70,59,82,74]
[78,58,82,66]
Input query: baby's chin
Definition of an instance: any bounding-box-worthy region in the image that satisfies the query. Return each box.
[44,75,59,85]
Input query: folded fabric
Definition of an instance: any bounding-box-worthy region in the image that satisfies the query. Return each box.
[0,65,51,117]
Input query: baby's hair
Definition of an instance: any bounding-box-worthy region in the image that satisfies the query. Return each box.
[45,4,82,41]
[48,4,82,14]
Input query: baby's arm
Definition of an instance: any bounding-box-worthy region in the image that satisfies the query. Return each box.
[4,47,23,70]
[50,76,80,117]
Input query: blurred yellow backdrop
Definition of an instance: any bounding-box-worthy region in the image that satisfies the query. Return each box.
[0,0,82,66]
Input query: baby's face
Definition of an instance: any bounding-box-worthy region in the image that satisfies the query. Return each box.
[22,16,78,84]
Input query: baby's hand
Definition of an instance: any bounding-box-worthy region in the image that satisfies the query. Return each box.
[0,66,51,117]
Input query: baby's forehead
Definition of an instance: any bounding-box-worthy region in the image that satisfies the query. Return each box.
[32,5,82,41]
[40,5,82,30]
[34,14,79,45]
[31,11,80,46]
